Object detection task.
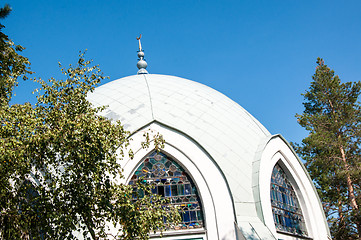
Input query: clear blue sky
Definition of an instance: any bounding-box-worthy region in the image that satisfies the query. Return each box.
[4,0,361,145]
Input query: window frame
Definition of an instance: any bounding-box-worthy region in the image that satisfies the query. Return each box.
[128,150,205,231]
[270,162,308,238]
[255,136,332,239]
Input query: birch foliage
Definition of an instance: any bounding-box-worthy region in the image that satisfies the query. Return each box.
[1,52,179,239]
[0,5,179,236]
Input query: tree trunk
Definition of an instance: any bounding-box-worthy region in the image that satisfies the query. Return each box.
[339,146,361,237]
[83,215,97,240]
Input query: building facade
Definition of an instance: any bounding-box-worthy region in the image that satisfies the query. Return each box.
[87,46,331,240]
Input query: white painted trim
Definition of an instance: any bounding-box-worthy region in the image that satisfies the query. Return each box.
[258,136,330,240]
[119,122,236,240]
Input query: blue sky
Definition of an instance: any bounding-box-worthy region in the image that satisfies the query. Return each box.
[4,0,361,145]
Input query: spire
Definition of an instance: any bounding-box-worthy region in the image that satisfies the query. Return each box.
[136,34,148,74]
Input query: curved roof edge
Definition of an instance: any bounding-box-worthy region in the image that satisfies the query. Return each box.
[252,134,331,237]
[128,119,238,223]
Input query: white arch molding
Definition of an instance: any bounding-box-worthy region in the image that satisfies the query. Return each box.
[87,73,332,240]
[257,135,331,240]
[119,122,237,240]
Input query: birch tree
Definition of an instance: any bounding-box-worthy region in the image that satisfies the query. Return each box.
[0,4,178,239]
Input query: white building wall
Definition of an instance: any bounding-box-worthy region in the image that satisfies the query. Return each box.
[256,135,331,240]
[88,74,330,240]
[120,122,236,240]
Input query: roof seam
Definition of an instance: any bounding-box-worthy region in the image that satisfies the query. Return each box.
[143,74,155,120]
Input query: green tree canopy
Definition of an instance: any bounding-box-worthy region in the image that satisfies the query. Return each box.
[295,58,361,239]
[0,4,179,239]
[0,4,31,105]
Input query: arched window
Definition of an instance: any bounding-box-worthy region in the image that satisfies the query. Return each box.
[129,151,204,230]
[270,163,308,237]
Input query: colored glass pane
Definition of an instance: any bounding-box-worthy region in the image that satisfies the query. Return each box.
[129,151,204,230]
[270,163,308,237]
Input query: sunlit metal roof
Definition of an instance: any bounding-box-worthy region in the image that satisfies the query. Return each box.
[88,74,270,203]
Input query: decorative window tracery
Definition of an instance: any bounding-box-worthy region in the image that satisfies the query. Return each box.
[129,151,204,230]
[270,163,308,237]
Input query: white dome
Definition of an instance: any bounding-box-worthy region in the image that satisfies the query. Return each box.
[88,74,270,202]
[88,74,331,240]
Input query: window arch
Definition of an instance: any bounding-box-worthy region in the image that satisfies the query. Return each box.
[128,151,204,230]
[270,163,308,237]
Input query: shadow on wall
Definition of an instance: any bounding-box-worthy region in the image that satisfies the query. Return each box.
[238,232,261,240]
[221,227,261,240]
[233,223,268,240]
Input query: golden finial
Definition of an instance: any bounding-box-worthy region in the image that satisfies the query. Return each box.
[136,34,142,52]
[136,34,148,74]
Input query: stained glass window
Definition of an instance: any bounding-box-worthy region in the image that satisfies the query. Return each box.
[129,151,204,230]
[270,163,308,237]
